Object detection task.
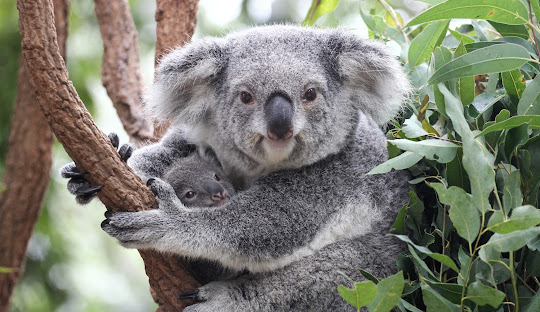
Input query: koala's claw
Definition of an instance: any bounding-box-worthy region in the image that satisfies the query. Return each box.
[108,133,120,149]
[60,163,87,178]
[75,185,103,196]
[179,290,200,300]
[118,143,133,162]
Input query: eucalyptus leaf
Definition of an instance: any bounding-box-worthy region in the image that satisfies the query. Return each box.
[475,115,540,137]
[429,44,531,84]
[489,21,529,39]
[389,139,459,163]
[367,271,404,312]
[502,69,526,105]
[487,205,540,234]
[517,74,540,115]
[407,0,529,27]
[402,117,429,138]
[455,41,474,106]
[448,29,474,44]
[409,20,450,68]
[523,288,540,312]
[421,279,463,304]
[421,284,461,312]
[368,151,423,175]
[466,281,505,307]
[337,281,377,309]
[431,183,480,243]
[482,227,540,252]
[302,0,339,25]
[468,92,506,118]
[395,235,459,273]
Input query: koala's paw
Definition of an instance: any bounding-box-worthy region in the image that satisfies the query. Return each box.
[60,133,134,204]
[101,209,167,248]
[182,282,252,312]
[146,177,185,213]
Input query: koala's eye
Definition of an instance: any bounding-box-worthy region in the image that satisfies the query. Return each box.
[214,174,221,181]
[185,191,196,199]
[303,88,317,102]
[240,91,253,104]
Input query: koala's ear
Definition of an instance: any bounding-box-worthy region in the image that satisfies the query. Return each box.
[325,31,410,125]
[144,38,228,125]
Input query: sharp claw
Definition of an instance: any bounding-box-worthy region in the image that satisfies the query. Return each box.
[101,219,110,228]
[104,211,112,218]
[75,185,103,196]
[119,144,133,162]
[178,290,199,300]
[62,170,88,178]
[146,178,156,187]
[108,133,119,149]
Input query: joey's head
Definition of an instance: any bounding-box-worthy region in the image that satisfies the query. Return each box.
[164,155,235,208]
[146,25,409,174]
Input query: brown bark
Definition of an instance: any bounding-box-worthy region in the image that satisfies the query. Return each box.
[17,0,201,310]
[94,0,154,146]
[0,1,69,311]
[155,0,199,64]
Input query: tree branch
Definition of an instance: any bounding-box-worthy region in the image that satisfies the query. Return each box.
[0,1,68,311]
[94,0,154,146]
[17,0,203,310]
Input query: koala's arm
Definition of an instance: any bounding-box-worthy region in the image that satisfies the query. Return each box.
[127,128,196,182]
[102,153,380,273]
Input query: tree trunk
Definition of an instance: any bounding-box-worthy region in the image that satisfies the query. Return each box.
[17,0,201,310]
[0,1,68,311]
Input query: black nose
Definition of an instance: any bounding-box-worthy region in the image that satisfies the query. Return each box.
[265,94,293,141]
[202,181,226,201]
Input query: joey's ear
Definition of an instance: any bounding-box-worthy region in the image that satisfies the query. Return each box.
[325,31,410,125]
[144,38,228,125]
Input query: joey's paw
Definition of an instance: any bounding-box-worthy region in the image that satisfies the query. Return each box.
[146,177,178,203]
[101,210,166,248]
[61,162,102,204]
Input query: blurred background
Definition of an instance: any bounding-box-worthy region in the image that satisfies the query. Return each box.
[0,0,425,311]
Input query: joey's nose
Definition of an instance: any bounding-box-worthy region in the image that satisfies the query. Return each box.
[203,181,226,202]
[265,94,293,141]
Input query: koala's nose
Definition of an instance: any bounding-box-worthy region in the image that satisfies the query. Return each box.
[203,180,226,201]
[265,94,293,141]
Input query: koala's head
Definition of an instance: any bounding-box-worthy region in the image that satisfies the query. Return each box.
[146,25,409,176]
[164,154,235,207]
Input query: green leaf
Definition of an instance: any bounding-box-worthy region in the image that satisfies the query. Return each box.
[407,0,529,27]
[449,29,475,44]
[489,21,529,39]
[487,205,540,233]
[482,227,540,252]
[399,299,423,312]
[531,0,540,27]
[367,151,423,174]
[465,37,538,56]
[455,41,474,106]
[475,115,540,137]
[421,284,460,312]
[408,246,439,281]
[389,139,459,163]
[524,288,540,312]
[395,235,459,273]
[468,92,506,118]
[409,20,450,68]
[405,189,425,242]
[500,165,523,214]
[391,205,408,235]
[302,0,339,25]
[518,74,540,115]
[338,281,377,309]
[421,279,464,304]
[431,183,480,243]
[439,84,495,215]
[466,281,505,307]
[367,271,404,312]
[433,46,453,117]
[502,69,526,105]
[402,117,429,138]
[429,43,531,84]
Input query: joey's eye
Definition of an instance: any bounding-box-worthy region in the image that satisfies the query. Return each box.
[303,88,317,102]
[240,91,253,104]
[184,191,196,199]
[214,174,221,181]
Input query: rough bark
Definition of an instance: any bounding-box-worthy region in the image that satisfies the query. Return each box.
[17,0,201,310]
[94,0,154,146]
[0,1,68,311]
[155,0,199,64]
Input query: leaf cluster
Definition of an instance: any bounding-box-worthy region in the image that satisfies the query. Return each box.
[304,0,540,311]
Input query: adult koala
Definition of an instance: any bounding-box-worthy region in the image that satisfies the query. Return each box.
[65,25,410,311]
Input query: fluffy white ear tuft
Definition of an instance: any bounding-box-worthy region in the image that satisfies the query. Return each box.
[328,30,410,125]
[143,38,228,126]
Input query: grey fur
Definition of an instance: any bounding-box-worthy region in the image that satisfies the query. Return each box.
[164,153,235,207]
[100,25,410,311]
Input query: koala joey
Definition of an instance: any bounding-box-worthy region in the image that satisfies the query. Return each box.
[63,25,410,311]
[164,153,235,207]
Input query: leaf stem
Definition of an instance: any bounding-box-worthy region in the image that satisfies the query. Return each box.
[509,252,519,312]
[376,0,410,44]
[527,0,540,57]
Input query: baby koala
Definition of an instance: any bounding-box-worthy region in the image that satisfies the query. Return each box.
[163,154,235,207]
